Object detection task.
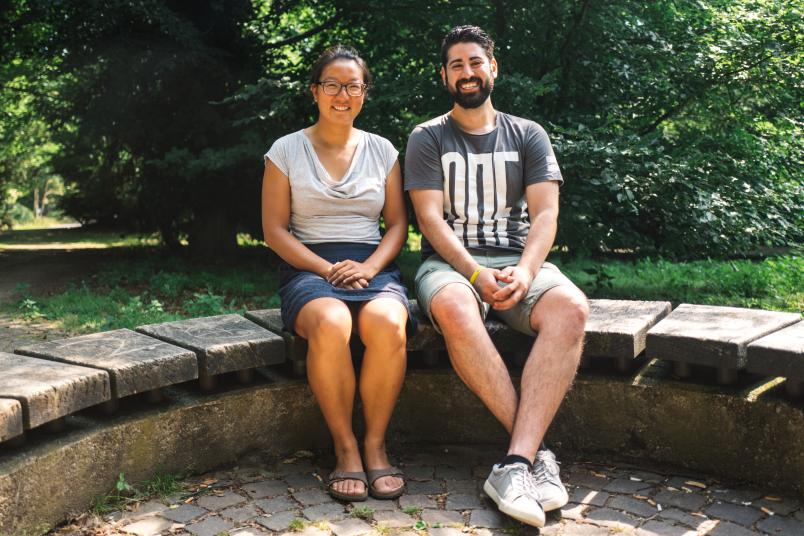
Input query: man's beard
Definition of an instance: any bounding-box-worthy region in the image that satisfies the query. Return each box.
[449,76,493,109]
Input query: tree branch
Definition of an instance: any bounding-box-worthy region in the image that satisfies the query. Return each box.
[263,13,342,50]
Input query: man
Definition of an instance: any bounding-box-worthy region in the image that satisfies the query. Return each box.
[404,25,589,528]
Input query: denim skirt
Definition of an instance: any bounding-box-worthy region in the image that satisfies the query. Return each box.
[278,242,414,336]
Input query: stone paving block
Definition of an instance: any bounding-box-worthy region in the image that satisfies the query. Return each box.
[469,508,508,529]
[195,490,246,510]
[329,518,373,536]
[446,493,484,510]
[284,472,322,489]
[243,479,288,499]
[561,525,605,536]
[373,510,416,528]
[637,520,696,536]
[422,508,464,526]
[705,501,762,526]
[351,497,398,511]
[445,479,479,494]
[231,528,270,536]
[0,351,110,428]
[293,488,330,506]
[654,490,707,512]
[406,479,444,495]
[186,515,234,536]
[121,516,174,535]
[608,495,659,517]
[756,514,804,534]
[0,398,23,441]
[220,503,261,522]
[399,494,438,510]
[435,465,473,480]
[710,488,763,504]
[560,503,587,520]
[302,501,346,522]
[255,496,296,514]
[602,478,652,494]
[257,511,301,532]
[747,321,804,378]
[568,471,609,489]
[627,470,665,483]
[137,314,284,378]
[657,508,709,529]
[429,528,464,536]
[404,465,435,480]
[582,507,638,530]
[129,499,168,520]
[708,520,757,536]
[15,329,197,398]
[646,304,800,369]
[754,496,799,516]
[160,504,209,523]
[584,299,672,359]
[569,488,609,507]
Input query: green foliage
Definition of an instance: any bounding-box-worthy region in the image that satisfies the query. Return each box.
[91,471,183,515]
[288,519,306,531]
[350,506,374,519]
[1,0,801,258]
[402,505,423,515]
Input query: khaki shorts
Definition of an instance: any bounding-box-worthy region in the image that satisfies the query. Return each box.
[414,249,577,336]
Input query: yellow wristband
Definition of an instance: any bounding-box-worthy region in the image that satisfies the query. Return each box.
[468,267,484,285]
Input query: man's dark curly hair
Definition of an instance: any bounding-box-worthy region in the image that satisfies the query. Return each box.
[440,25,495,67]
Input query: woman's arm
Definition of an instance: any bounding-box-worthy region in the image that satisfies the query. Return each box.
[327,161,408,287]
[261,159,336,278]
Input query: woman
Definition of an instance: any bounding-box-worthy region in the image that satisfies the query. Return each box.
[262,45,409,502]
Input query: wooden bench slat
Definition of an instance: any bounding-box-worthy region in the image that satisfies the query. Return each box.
[0,352,110,429]
[646,304,801,369]
[15,329,198,399]
[746,320,804,378]
[0,398,23,442]
[584,299,672,359]
[137,314,285,377]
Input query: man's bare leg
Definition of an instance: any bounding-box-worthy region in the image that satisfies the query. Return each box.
[508,286,588,459]
[430,283,518,433]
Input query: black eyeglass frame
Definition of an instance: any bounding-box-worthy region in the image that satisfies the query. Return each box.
[315,81,368,97]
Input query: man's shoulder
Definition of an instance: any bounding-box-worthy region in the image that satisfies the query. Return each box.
[497,111,546,136]
[410,113,450,137]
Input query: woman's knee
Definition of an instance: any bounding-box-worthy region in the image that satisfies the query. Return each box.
[358,302,407,348]
[297,301,352,343]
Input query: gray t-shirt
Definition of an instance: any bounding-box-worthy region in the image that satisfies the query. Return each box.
[404,112,563,257]
[265,130,398,244]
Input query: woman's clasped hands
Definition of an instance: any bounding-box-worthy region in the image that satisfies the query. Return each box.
[325,259,378,289]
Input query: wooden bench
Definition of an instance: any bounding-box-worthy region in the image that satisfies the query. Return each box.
[247,299,673,375]
[645,304,800,384]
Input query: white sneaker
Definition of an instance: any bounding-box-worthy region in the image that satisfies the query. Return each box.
[532,449,569,511]
[483,463,545,527]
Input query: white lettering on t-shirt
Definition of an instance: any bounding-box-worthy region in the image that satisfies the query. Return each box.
[441,151,520,247]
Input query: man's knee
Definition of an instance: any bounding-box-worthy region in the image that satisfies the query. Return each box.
[530,287,589,342]
[429,283,482,332]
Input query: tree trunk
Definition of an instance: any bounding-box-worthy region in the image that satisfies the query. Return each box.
[188,208,238,259]
[33,186,39,217]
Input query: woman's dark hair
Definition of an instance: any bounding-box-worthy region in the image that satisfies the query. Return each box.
[440,25,495,67]
[308,45,373,88]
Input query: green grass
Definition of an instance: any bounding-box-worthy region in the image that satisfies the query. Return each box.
[0,225,161,249]
[90,471,183,515]
[4,236,800,336]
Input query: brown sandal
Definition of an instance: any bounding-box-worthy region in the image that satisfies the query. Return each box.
[366,466,405,499]
[327,470,368,502]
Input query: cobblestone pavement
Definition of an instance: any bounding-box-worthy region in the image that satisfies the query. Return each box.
[52,445,804,536]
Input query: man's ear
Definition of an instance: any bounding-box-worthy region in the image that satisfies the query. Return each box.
[490,57,498,79]
[440,66,446,86]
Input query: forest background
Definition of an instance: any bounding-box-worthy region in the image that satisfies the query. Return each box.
[0,0,801,332]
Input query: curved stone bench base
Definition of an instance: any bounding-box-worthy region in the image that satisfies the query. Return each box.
[1,370,802,533]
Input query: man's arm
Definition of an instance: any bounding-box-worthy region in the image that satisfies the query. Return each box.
[409,189,502,303]
[492,181,559,310]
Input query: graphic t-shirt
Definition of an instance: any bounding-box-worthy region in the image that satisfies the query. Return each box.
[404,112,563,258]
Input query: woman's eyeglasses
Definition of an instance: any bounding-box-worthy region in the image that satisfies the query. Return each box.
[317,81,367,97]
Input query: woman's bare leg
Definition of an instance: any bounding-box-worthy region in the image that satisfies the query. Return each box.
[295,297,363,497]
[356,298,408,494]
